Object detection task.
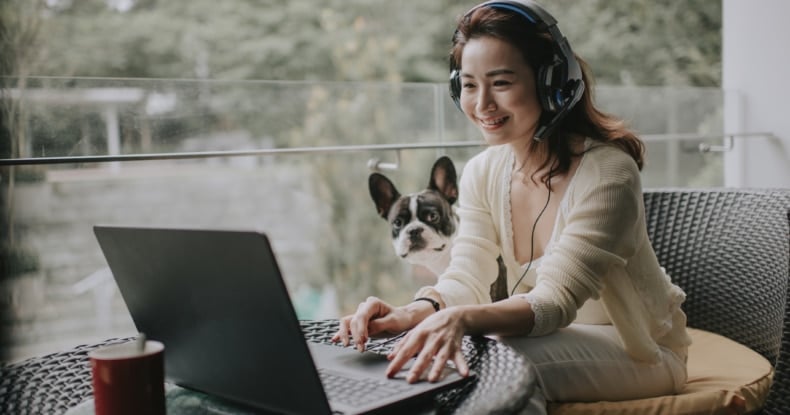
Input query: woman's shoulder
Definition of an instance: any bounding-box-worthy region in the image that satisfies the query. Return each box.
[570,140,642,198]
[458,146,511,203]
[462,145,511,176]
[581,140,640,178]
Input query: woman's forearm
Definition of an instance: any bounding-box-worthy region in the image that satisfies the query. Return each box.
[457,297,535,337]
[401,300,441,328]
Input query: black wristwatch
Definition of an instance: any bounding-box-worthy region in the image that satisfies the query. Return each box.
[413,297,440,312]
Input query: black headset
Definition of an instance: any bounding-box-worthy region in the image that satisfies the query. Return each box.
[449,0,585,141]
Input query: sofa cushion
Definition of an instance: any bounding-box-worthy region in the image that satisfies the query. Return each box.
[547,328,773,415]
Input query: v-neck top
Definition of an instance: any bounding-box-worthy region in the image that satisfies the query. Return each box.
[415,141,691,363]
[504,140,610,325]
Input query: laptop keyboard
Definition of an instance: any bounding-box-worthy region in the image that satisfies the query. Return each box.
[318,368,411,408]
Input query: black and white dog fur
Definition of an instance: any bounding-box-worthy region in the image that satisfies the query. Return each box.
[369,156,459,276]
[369,156,508,302]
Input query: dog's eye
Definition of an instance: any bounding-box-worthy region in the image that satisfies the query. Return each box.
[393,218,403,229]
[426,212,439,223]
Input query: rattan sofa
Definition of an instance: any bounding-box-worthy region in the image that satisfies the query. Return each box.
[1,187,789,414]
[551,188,790,414]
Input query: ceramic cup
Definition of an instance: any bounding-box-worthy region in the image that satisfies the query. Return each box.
[89,339,165,415]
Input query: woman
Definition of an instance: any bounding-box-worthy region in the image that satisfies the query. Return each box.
[333,0,691,409]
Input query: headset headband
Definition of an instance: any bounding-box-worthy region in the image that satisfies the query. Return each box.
[449,0,585,141]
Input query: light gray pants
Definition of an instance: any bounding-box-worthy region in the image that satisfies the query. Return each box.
[498,324,687,414]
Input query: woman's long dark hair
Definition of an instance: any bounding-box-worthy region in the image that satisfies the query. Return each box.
[451,7,645,184]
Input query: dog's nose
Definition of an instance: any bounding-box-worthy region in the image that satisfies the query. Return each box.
[408,228,424,239]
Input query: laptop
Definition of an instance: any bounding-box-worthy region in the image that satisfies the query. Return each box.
[93,225,470,415]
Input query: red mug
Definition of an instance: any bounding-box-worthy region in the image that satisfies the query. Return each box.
[89,339,166,415]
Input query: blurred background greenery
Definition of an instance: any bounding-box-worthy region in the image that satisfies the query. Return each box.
[2,0,720,85]
[0,0,724,361]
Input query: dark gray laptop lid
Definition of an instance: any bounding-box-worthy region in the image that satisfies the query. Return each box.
[93,225,332,414]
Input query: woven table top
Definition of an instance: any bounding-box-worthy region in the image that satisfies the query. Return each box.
[1,320,535,415]
[300,319,536,414]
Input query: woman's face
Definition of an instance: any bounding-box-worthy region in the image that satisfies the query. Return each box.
[459,36,542,146]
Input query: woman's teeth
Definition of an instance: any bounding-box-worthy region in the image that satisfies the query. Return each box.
[481,116,507,126]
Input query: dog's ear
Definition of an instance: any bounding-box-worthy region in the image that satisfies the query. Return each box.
[428,156,458,205]
[369,173,401,219]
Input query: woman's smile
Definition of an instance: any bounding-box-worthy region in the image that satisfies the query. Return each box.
[478,115,510,129]
[459,36,542,145]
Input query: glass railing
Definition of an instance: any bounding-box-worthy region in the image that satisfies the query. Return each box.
[0,77,736,362]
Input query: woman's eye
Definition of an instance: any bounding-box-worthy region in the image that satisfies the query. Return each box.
[493,80,511,87]
[462,82,475,89]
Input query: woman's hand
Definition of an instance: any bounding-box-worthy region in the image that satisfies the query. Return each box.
[331,296,416,351]
[385,307,470,383]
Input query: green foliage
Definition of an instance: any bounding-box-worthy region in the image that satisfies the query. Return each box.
[0,0,723,312]
[0,0,46,78]
[18,0,720,86]
[550,0,722,86]
[28,0,462,82]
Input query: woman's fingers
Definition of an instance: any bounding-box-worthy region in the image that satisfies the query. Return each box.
[387,332,465,383]
[385,330,448,383]
[453,350,470,377]
[428,345,453,382]
[349,297,393,351]
[406,336,442,383]
[386,331,421,379]
[385,309,468,383]
[386,329,411,360]
[331,316,352,346]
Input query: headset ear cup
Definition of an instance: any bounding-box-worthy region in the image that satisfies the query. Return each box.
[537,64,555,113]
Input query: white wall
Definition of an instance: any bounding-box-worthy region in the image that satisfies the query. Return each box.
[723,0,790,188]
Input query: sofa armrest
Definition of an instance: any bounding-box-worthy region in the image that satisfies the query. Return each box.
[643,188,790,414]
[760,208,790,415]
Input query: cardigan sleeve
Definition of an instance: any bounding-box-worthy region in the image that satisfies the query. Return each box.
[423,151,503,307]
[522,148,643,336]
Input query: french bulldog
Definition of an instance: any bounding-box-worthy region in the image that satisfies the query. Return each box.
[369,156,459,276]
[368,156,508,302]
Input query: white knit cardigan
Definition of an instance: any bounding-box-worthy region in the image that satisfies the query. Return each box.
[416,142,692,363]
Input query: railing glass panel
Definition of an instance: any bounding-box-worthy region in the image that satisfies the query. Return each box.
[1,77,728,361]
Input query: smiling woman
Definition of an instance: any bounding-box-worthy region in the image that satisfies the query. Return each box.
[0,0,745,388]
[457,37,543,147]
[333,2,692,413]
